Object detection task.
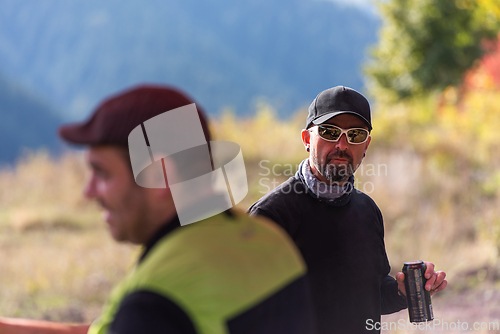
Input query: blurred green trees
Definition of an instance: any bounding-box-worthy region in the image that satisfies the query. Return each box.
[365,0,500,100]
[361,0,500,286]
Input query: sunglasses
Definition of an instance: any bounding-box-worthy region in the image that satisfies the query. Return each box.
[312,124,370,144]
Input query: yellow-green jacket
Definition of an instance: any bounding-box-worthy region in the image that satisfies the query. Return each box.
[88,211,316,334]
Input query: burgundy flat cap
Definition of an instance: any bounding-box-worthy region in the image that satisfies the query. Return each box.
[59,85,210,146]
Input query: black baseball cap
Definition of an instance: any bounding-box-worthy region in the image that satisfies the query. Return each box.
[306,86,372,131]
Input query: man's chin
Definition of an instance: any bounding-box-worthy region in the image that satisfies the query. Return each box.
[324,170,351,184]
[102,213,122,240]
[325,177,350,185]
[108,227,126,242]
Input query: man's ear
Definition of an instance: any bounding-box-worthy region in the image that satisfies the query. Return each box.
[363,136,372,156]
[301,129,311,151]
[148,157,175,200]
[160,156,179,190]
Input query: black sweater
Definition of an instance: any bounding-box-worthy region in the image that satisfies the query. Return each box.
[248,173,406,334]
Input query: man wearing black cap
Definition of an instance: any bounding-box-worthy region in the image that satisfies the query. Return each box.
[0,85,316,334]
[248,86,447,333]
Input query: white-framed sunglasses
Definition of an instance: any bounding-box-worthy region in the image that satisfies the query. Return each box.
[311,124,370,144]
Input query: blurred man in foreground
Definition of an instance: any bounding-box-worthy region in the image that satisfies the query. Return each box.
[0,85,316,334]
[248,86,448,333]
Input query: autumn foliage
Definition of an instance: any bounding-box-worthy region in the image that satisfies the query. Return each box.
[464,33,500,91]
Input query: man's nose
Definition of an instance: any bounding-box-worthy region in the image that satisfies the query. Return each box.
[335,133,349,151]
[83,176,97,199]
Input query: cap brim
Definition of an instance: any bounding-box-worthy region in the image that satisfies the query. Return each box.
[58,123,99,146]
[312,111,372,130]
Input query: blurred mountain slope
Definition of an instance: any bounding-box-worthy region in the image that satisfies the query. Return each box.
[0,0,379,119]
[0,73,62,164]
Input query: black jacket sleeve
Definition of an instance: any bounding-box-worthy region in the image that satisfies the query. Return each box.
[109,290,198,334]
[380,275,407,315]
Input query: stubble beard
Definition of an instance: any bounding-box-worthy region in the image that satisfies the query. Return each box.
[311,148,355,184]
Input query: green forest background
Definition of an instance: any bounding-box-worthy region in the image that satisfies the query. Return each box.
[1,0,500,333]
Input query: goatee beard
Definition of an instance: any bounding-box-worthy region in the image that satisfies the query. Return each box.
[312,149,354,184]
[316,163,353,184]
